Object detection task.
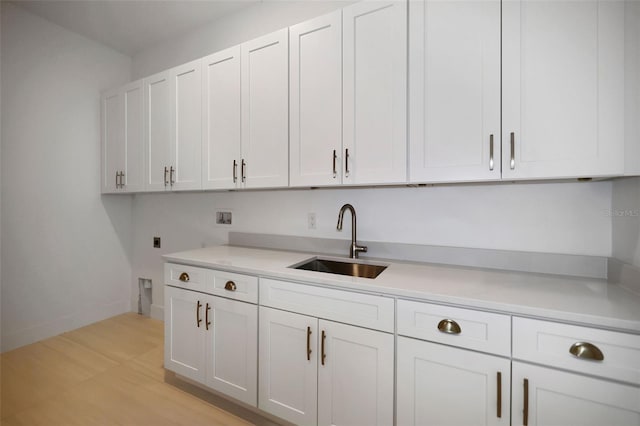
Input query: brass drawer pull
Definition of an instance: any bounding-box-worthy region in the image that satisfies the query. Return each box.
[332,149,337,178]
[241,159,246,183]
[321,330,327,366]
[510,132,515,170]
[196,300,202,328]
[489,134,494,171]
[224,281,236,291]
[437,319,461,335]
[345,148,350,177]
[164,166,169,186]
[569,342,604,361]
[233,160,238,183]
[306,326,312,361]
[523,378,529,426]
[205,303,211,330]
[496,371,502,418]
[179,272,190,282]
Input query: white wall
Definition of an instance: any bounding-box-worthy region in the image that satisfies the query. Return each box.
[0,3,133,351]
[612,178,640,267]
[133,182,613,317]
[132,0,353,79]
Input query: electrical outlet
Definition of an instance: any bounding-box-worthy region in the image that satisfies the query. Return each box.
[153,237,161,248]
[308,213,317,230]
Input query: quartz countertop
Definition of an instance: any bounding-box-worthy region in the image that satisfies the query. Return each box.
[164,245,640,334]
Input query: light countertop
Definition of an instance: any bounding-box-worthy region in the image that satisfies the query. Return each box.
[164,245,640,334]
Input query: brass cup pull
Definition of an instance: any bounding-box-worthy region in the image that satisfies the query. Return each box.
[179,272,190,282]
[306,326,312,361]
[196,300,202,328]
[437,319,462,335]
[205,303,211,330]
[569,342,604,361]
[224,281,236,291]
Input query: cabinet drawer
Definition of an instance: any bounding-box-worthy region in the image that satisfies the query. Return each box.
[259,278,394,332]
[165,263,209,293]
[513,317,640,385]
[397,299,511,356]
[206,269,258,304]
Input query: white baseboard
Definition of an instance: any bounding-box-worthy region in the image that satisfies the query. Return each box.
[150,303,164,321]
[1,299,130,353]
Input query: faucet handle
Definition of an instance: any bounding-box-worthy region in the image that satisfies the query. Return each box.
[353,244,368,258]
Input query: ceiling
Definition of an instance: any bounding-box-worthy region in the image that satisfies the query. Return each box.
[10,0,262,56]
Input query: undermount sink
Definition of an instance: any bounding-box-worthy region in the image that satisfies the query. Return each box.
[290,257,388,279]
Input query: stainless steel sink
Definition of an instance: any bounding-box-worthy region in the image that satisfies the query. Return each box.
[291,257,387,279]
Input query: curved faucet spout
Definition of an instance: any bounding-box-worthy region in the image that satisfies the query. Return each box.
[336,204,367,259]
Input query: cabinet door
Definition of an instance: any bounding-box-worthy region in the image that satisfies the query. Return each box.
[317,320,394,426]
[122,80,145,192]
[241,29,289,189]
[258,307,318,425]
[205,296,257,406]
[289,11,342,187]
[202,47,241,190]
[343,1,407,185]
[409,0,500,183]
[164,286,207,384]
[101,88,123,193]
[397,337,510,426]
[144,71,172,191]
[170,60,202,191]
[503,0,625,179]
[512,362,640,426]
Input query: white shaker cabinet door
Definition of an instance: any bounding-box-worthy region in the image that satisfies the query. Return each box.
[502,0,625,179]
[289,10,343,187]
[409,0,500,183]
[317,319,394,426]
[397,337,510,426]
[241,29,289,189]
[258,307,318,426]
[122,80,145,192]
[205,296,257,407]
[164,286,207,385]
[342,0,407,185]
[101,88,123,193]
[202,46,242,190]
[144,70,172,191]
[512,362,640,426]
[170,60,202,191]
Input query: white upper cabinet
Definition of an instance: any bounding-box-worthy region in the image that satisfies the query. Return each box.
[502,0,625,179]
[241,29,289,189]
[102,88,123,194]
[289,11,343,187]
[144,61,202,192]
[101,81,144,193]
[409,0,501,183]
[170,60,202,191]
[202,46,242,190]
[343,0,407,185]
[144,70,172,191]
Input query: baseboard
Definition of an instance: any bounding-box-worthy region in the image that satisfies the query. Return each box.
[1,299,130,352]
[150,303,164,321]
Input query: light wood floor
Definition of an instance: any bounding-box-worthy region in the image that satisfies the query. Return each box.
[0,313,273,426]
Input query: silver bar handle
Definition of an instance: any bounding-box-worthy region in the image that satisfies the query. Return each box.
[489,135,494,171]
[164,166,169,186]
[170,166,175,186]
[345,149,350,177]
[510,132,515,170]
[241,159,246,183]
[332,150,337,178]
[233,160,238,183]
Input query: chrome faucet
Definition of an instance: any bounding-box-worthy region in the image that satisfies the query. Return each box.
[336,204,368,259]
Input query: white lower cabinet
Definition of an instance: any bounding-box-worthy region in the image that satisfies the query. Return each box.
[164,285,257,406]
[258,306,394,426]
[512,362,640,426]
[397,337,510,426]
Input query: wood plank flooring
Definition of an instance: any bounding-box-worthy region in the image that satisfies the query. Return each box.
[1,313,272,425]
